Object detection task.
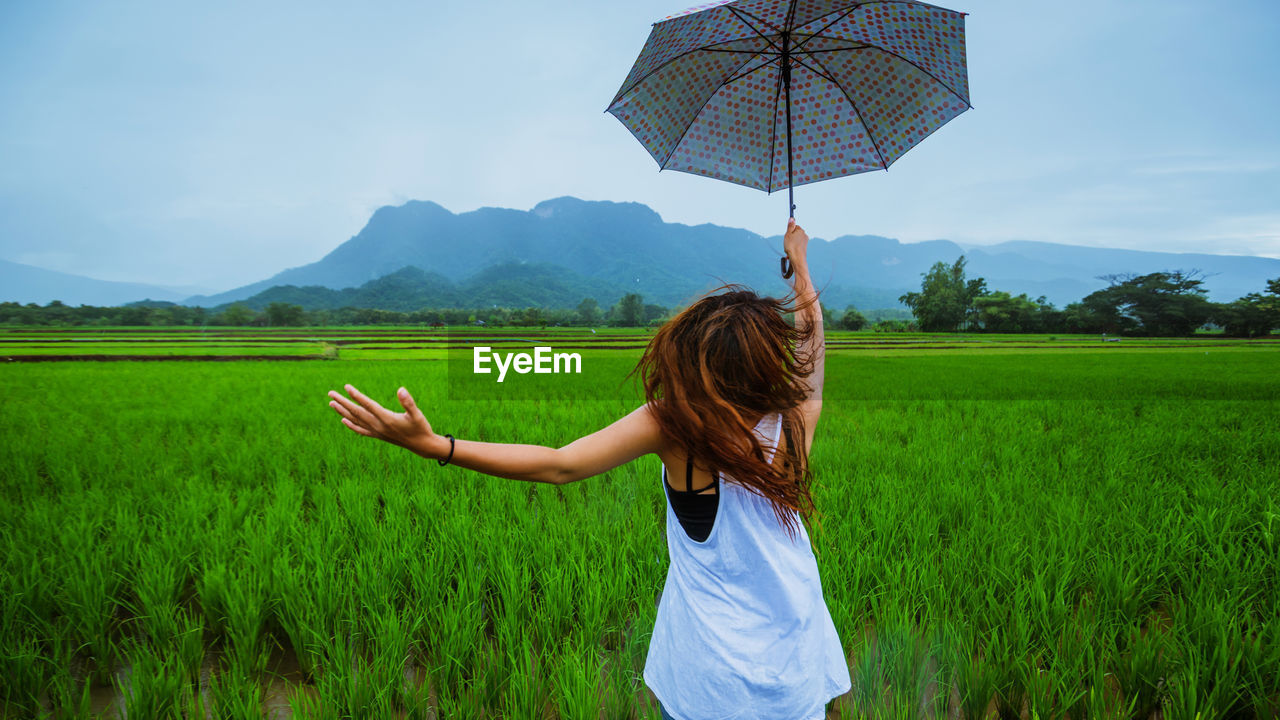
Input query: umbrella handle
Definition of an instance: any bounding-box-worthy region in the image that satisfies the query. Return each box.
[781,255,793,279]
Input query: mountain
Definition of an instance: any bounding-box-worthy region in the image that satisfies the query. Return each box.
[960,240,1279,304]
[226,263,626,312]
[186,198,794,309]
[8,198,1276,310]
[185,197,1280,310]
[187,196,942,309]
[0,259,212,306]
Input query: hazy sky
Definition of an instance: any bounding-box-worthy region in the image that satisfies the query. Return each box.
[2,0,1277,292]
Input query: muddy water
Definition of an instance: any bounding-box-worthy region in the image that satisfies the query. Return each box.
[2,354,322,362]
[60,639,881,719]
[68,643,438,720]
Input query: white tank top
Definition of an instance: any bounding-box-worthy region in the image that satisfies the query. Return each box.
[644,413,851,719]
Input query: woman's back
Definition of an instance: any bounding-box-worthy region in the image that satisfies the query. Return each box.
[327,220,839,718]
[644,413,850,720]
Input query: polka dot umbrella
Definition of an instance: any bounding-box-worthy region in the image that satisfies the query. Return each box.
[606,0,971,276]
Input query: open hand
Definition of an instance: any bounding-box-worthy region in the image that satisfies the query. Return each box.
[327,384,437,457]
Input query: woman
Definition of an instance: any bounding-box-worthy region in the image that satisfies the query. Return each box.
[327,220,850,719]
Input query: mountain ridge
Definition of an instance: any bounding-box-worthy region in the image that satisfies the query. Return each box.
[186,196,1271,308]
[8,198,1279,308]
[0,259,213,306]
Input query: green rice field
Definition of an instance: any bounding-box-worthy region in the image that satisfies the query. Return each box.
[1,326,1277,718]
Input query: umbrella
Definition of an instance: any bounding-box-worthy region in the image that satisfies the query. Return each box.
[606,0,971,273]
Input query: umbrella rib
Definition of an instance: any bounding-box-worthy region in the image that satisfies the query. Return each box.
[867,45,971,107]
[793,0,962,47]
[792,7,859,53]
[657,51,778,171]
[720,52,779,86]
[790,1,970,107]
[790,45,869,55]
[766,54,786,194]
[792,53,889,169]
[725,6,783,53]
[610,34,768,106]
[704,48,782,54]
[853,0,963,14]
[723,0,789,189]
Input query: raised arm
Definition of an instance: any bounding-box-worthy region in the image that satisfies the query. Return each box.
[784,219,824,451]
[327,385,663,485]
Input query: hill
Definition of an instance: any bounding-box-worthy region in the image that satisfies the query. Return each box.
[223,263,625,312]
[0,259,210,307]
[187,197,1280,310]
[8,198,1277,310]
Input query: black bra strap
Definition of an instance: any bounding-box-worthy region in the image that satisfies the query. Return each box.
[682,457,720,495]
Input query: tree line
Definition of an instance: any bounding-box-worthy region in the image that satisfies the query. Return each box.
[0,294,670,329]
[0,295,916,333]
[7,265,1277,336]
[894,257,1279,336]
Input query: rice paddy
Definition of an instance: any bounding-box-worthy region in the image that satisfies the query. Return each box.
[1,326,1277,718]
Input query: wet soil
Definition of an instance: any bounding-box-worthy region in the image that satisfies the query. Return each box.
[2,354,323,362]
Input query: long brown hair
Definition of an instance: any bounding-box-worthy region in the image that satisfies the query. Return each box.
[632,285,818,534]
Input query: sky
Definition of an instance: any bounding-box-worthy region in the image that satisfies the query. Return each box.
[1,0,1278,293]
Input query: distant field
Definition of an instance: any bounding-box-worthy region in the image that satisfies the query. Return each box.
[1,327,1277,718]
[3,325,1275,360]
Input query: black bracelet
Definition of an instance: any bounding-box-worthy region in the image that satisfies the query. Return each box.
[437,434,455,466]
[781,256,793,279]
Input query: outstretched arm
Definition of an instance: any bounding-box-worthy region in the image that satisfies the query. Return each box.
[784,219,824,451]
[327,385,663,485]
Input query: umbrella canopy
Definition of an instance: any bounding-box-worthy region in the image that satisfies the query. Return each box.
[607,0,971,213]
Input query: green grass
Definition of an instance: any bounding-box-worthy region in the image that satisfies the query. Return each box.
[0,329,1277,718]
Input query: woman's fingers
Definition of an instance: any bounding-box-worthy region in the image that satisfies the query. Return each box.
[328,399,361,426]
[330,396,381,439]
[345,384,387,415]
[330,400,380,439]
[329,390,383,430]
[340,417,375,437]
[397,387,424,421]
[329,385,428,448]
[327,390,366,420]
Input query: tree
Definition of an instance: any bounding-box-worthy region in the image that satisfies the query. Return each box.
[839,306,868,331]
[899,256,987,331]
[1214,296,1276,337]
[165,305,196,326]
[821,306,836,328]
[576,297,601,326]
[516,307,546,327]
[119,306,150,326]
[643,303,669,325]
[873,319,916,333]
[1214,276,1280,337]
[972,292,1060,332]
[610,293,645,326]
[1083,271,1212,336]
[147,308,174,326]
[265,302,305,326]
[218,303,255,326]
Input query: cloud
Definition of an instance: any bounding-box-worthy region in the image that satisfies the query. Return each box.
[12,251,80,274]
[1197,213,1280,258]
[1132,155,1277,177]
